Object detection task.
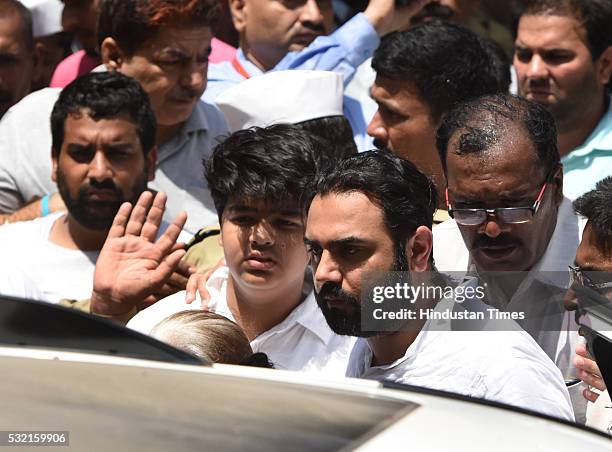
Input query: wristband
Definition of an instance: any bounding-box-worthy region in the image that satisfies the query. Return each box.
[41,194,50,217]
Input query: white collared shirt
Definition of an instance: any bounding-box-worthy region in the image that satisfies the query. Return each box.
[346,280,575,422]
[128,267,354,375]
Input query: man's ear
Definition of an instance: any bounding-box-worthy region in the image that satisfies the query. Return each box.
[595,46,612,86]
[406,226,433,272]
[146,146,157,181]
[229,0,247,33]
[100,37,125,71]
[51,148,59,183]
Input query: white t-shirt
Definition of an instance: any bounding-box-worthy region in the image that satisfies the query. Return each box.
[0,212,98,302]
[0,212,192,304]
[128,267,355,375]
[0,263,44,300]
[346,281,575,422]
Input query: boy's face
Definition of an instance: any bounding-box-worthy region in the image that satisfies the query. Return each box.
[220,198,309,294]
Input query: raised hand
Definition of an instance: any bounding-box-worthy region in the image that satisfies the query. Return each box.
[91,191,188,316]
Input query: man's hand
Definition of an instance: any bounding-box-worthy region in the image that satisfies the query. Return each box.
[91,191,188,316]
[575,342,607,403]
[364,0,429,36]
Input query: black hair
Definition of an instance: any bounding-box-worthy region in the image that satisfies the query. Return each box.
[517,0,612,60]
[310,150,437,258]
[205,124,326,221]
[574,176,612,255]
[50,71,157,157]
[0,0,33,51]
[436,93,560,176]
[295,115,358,161]
[372,21,507,122]
[98,0,218,55]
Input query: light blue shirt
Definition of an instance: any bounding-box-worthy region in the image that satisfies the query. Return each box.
[204,13,379,151]
[562,96,612,200]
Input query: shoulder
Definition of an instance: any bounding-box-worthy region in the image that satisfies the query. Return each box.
[2,88,61,125]
[0,213,62,239]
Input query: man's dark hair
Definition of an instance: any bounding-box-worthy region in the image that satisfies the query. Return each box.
[372,21,507,122]
[51,71,157,156]
[98,0,218,55]
[205,124,327,221]
[296,115,358,161]
[437,93,560,177]
[0,0,33,51]
[310,150,438,265]
[574,176,612,255]
[517,0,612,60]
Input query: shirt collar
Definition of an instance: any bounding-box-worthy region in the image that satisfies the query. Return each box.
[206,268,335,345]
[563,95,612,161]
[235,48,265,78]
[181,100,211,136]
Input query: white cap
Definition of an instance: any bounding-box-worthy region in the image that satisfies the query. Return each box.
[19,0,63,38]
[215,70,344,132]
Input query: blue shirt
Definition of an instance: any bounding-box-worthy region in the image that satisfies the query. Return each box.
[204,13,379,151]
[562,97,612,200]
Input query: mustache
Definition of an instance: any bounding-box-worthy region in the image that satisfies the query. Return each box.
[317,282,358,304]
[79,179,122,199]
[474,235,520,249]
[411,2,455,24]
[299,22,326,34]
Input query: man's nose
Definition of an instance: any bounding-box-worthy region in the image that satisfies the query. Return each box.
[367,111,388,146]
[251,222,275,247]
[180,59,207,92]
[314,250,342,288]
[299,0,324,25]
[478,214,510,238]
[88,151,113,181]
[526,54,548,81]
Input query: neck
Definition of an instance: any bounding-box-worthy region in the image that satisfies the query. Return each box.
[240,41,278,72]
[49,214,108,251]
[557,98,606,157]
[367,329,423,367]
[156,122,184,146]
[226,276,304,341]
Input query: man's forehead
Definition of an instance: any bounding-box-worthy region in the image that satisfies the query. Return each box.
[64,111,140,140]
[516,14,589,50]
[306,192,384,239]
[576,222,612,270]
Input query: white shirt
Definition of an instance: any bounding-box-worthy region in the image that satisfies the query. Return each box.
[0,212,192,304]
[128,267,355,375]
[346,281,575,422]
[0,263,45,300]
[0,87,229,234]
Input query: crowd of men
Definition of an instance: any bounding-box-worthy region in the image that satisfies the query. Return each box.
[0,0,611,435]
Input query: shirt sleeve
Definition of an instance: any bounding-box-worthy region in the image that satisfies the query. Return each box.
[274,13,380,86]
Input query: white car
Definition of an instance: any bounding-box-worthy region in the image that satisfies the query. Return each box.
[0,296,610,451]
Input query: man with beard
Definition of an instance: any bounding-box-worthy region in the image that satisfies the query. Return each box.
[513,0,612,199]
[0,0,228,234]
[304,150,573,420]
[0,71,189,303]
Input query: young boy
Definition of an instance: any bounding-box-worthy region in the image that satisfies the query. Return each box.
[122,125,355,373]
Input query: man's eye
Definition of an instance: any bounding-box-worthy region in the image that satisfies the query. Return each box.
[306,245,322,259]
[514,49,532,63]
[542,53,573,65]
[275,219,301,229]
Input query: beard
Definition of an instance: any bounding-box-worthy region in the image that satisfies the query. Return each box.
[57,169,148,231]
[314,242,409,337]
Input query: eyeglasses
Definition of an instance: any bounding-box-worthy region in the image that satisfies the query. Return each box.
[446,182,548,226]
[568,265,612,296]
